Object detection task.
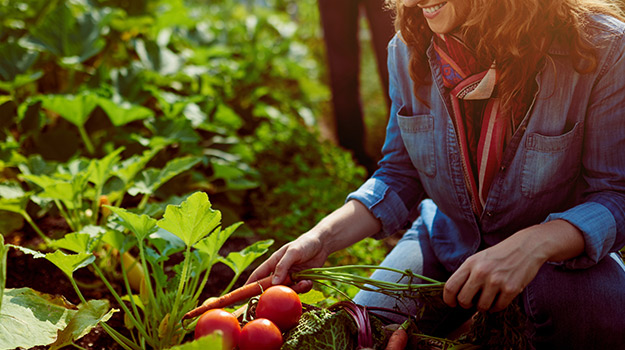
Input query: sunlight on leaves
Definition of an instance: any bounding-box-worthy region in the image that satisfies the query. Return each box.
[49,299,117,350]
[157,192,221,247]
[50,233,94,254]
[45,250,95,278]
[194,222,242,267]
[38,93,99,128]
[0,288,76,349]
[128,156,201,196]
[218,239,273,280]
[106,206,158,242]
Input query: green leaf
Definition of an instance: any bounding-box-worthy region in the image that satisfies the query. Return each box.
[128,156,201,196]
[0,196,28,215]
[157,192,221,247]
[50,233,94,254]
[98,97,154,127]
[218,239,273,277]
[23,3,105,62]
[298,289,327,306]
[194,222,242,265]
[89,147,124,189]
[0,288,77,349]
[0,42,39,82]
[166,333,223,350]
[101,229,136,253]
[49,299,117,350]
[45,251,95,278]
[39,92,98,128]
[114,147,162,186]
[106,206,157,242]
[22,174,78,208]
[134,35,183,76]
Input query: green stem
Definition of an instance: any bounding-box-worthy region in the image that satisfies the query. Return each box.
[138,243,161,317]
[292,265,445,297]
[78,125,95,155]
[54,199,77,232]
[220,272,240,297]
[69,276,87,304]
[101,323,143,350]
[192,265,213,302]
[165,245,192,344]
[20,211,51,244]
[92,264,152,343]
[137,193,150,211]
[71,342,89,350]
[120,254,143,324]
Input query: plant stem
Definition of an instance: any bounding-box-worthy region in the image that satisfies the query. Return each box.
[166,245,192,345]
[120,254,143,324]
[92,264,151,343]
[137,194,150,211]
[220,272,240,297]
[78,125,95,155]
[69,277,87,304]
[20,210,51,244]
[101,323,143,350]
[71,342,89,350]
[292,265,444,298]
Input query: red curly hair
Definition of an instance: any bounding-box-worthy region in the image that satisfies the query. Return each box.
[385,0,625,111]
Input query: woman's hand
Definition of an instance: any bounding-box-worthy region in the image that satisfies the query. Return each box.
[443,219,585,312]
[246,230,330,293]
[246,200,382,293]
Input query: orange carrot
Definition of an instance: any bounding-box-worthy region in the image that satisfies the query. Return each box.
[384,321,409,350]
[182,274,292,321]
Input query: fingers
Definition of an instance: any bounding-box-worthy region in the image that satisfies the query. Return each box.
[443,267,469,307]
[272,244,304,284]
[291,280,313,294]
[246,247,287,285]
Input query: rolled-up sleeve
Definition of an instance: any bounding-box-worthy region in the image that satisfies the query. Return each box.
[347,34,427,239]
[545,23,625,269]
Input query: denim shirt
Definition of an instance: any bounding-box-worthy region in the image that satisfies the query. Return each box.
[347,14,625,272]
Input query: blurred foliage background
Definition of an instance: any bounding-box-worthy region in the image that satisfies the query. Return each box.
[0,0,392,298]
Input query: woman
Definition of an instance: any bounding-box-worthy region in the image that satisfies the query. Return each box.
[248,0,625,347]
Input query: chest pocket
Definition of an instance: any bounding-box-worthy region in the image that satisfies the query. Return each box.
[397,109,436,177]
[520,122,583,198]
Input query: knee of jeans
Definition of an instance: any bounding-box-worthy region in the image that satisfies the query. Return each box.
[523,262,625,349]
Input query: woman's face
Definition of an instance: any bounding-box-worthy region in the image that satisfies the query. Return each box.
[403,0,470,34]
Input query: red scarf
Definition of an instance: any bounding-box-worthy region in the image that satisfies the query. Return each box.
[433,34,532,214]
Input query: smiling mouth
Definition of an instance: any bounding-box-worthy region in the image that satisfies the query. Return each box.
[422,2,447,14]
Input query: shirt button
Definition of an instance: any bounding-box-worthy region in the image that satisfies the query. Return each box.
[486,211,494,217]
[500,165,506,171]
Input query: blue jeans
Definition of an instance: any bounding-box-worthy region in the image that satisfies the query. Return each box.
[353,219,625,349]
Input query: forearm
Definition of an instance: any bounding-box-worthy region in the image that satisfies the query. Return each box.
[510,219,585,265]
[311,199,382,255]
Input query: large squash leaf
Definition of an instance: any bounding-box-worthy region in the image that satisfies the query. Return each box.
[0,288,115,350]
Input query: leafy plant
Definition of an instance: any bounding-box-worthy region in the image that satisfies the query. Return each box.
[97,192,271,349]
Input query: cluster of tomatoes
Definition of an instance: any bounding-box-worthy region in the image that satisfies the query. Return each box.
[194,285,303,350]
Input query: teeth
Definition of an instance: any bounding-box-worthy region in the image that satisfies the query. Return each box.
[423,2,446,13]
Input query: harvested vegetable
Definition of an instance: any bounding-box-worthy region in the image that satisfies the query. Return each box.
[256,285,302,331]
[194,309,241,350]
[183,274,292,321]
[384,320,409,350]
[238,318,283,350]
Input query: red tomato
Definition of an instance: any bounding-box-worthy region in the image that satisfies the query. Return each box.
[238,318,283,350]
[194,309,241,350]
[255,285,302,331]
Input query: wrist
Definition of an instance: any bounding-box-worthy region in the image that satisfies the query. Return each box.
[519,220,585,263]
